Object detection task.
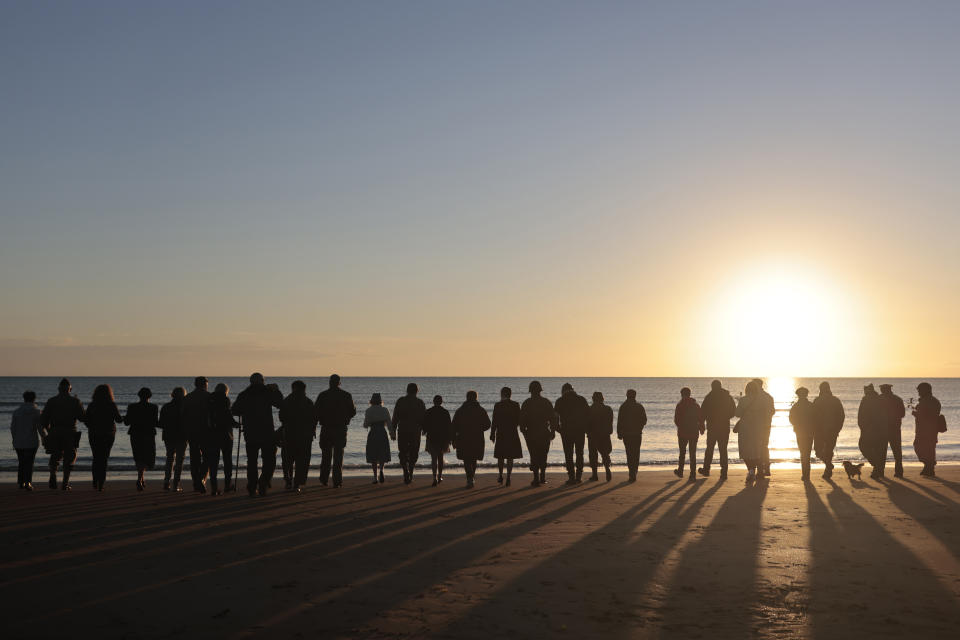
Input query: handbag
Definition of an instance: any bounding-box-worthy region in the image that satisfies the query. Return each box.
[937,415,948,433]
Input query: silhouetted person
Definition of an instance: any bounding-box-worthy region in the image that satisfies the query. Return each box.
[11,391,41,490]
[879,383,906,478]
[83,384,122,492]
[812,381,845,479]
[858,384,888,479]
[735,381,765,483]
[789,387,816,481]
[698,379,736,479]
[393,382,427,485]
[491,386,522,487]
[124,387,158,491]
[912,382,943,477]
[673,387,703,483]
[279,380,318,493]
[423,395,452,486]
[587,391,613,482]
[364,393,391,484]
[40,378,84,491]
[555,382,590,485]
[616,389,647,482]
[159,387,187,491]
[181,376,212,493]
[232,373,283,497]
[452,390,491,488]
[752,378,776,476]
[208,383,238,495]
[314,374,357,488]
[520,380,557,486]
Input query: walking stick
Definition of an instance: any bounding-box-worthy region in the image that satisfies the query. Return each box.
[233,415,243,492]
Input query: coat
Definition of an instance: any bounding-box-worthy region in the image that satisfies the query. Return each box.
[588,403,614,455]
[520,396,557,443]
[452,400,491,461]
[209,394,237,438]
[812,393,845,437]
[315,386,357,447]
[735,393,766,462]
[789,398,816,436]
[392,395,427,435]
[232,383,283,445]
[701,388,736,429]
[858,390,888,464]
[124,401,158,437]
[279,391,318,440]
[40,392,84,432]
[422,405,452,453]
[10,402,42,449]
[554,392,590,435]
[880,391,906,435]
[491,399,522,460]
[84,401,122,438]
[159,399,187,443]
[616,399,647,440]
[181,389,212,441]
[674,397,703,439]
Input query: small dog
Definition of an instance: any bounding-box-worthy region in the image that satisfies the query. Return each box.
[842,461,864,480]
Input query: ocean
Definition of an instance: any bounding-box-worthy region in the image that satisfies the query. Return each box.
[2,376,958,480]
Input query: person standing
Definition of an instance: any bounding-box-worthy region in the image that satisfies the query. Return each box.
[673,387,703,483]
[208,383,238,495]
[735,381,765,483]
[616,389,647,482]
[520,381,557,486]
[181,376,212,493]
[491,387,522,487]
[554,382,590,485]
[423,395,452,486]
[752,379,776,477]
[11,391,42,490]
[698,380,736,479]
[858,384,889,479]
[314,374,357,488]
[232,373,283,497]
[393,383,427,485]
[587,392,614,482]
[364,393,391,484]
[789,387,816,481]
[279,380,318,493]
[812,381,845,480]
[879,384,906,478]
[40,378,85,491]
[124,387,158,491]
[452,390,491,488]
[84,384,122,492]
[913,382,943,477]
[160,387,188,491]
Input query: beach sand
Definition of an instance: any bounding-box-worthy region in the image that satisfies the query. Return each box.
[1,468,959,639]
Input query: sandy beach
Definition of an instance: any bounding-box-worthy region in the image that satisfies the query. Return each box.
[2,468,959,639]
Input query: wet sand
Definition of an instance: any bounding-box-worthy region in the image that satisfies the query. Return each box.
[1,468,959,639]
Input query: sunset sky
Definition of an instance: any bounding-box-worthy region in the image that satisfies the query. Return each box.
[2,1,958,377]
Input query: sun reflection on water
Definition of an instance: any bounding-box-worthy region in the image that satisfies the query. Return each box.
[766,376,798,454]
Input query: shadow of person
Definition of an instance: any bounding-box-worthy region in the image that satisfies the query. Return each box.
[805,481,960,639]
[886,481,960,561]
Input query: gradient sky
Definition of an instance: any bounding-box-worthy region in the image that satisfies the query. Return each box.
[2,1,959,376]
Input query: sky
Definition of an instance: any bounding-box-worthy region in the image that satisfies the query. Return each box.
[1,1,959,377]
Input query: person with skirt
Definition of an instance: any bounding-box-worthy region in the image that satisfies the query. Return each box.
[452,390,491,488]
[422,395,452,486]
[491,386,522,486]
[364,393,392,484]
[83,384,122,492]
[587,391,614,482]
[11,390,42,490]
[124,387,158,491]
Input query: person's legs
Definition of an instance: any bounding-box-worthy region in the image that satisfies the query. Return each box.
[164,443,175,488]
[189,441,206,491]
[62,442,78,488]
[15,449,26,487]
[497,458,504,482]
[506,458,513,485]
[371,463,379,483]
[222,435,234,490]
[246,441,259,495]
[319,439,333,485]
[676,436,687,476]
[332,444,345,487]
[702,430,716,473]
[574,432,585,481]
[889,428,903,477]
[797,431,813,480]
[687,436,698,480]
[261,444,277,494]
[207,441,222,494]
[588,437,599,480]
[717,429,729,477]
[561,432,575,481]
[761,425,772,475]
[24,446,37,486]
[436,453,444,482]
[280,442,293,489]
[173,441,186,488]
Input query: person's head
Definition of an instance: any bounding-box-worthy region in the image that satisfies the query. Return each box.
[250,372,265,386]
[626,389,637,400]
[500,386,512,400]
[406,382,418,396]
[22,390,36,403]
[864,383,876,395]
[796,387,809,399]
[711,379,722,391]
[879,384,893,394]
[329,374,341,388]
[194,376,208,390]
[592,391,604,404]
[466,390,478,402]
[752,378,764,389]
[680,387,691,398]
[433,395,443,406]
[291,380,306,395]
[58,378,71,393]
[137,387,152,401]
[92,383,114,404]
[528,380,543,395]
[214,382,229,396]
[745,380,758,395]
[370,392,382,405]
[819,381,832,395]
[561,382,574,394]
[917,382,932,397]
[171,386,186,401]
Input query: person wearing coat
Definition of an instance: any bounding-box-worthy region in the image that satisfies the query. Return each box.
[393,383,427,485]
[879,384,906,478]
[84,384,123,492]
[812,381,845,479]
[364,393,392,484]
[554,383,590,485]
[40,378,85,491]
[452,390,491,488]
[124,387,159,491]
[279,380,318,493]
[159,387,188,491]
[735,381,766,483]
[181,376,212,493]
[422,395,452,486]
[520,380,557,487]
[674,387,704,483]
[912,382,943,477]
[616,389,647,482]
[587,392,614,482]
[789,387,816,481]
[314,374,357,488]
[751,379,776,477]
[698,380,737,479]
[491,387,522,487]
[858,384,889,479]
[11,390,42,490]
[232,373,284,497]
[208,383,238,495]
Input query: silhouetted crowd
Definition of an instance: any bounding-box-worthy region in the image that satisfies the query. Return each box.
[7,375,947,493]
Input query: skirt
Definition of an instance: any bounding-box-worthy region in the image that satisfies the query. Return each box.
[425,437,450,456]
[366,424,391,464]
[493,426,523,459]
[130,433,157,469]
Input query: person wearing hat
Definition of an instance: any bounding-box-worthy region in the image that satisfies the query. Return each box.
[40,378,85,490]
[554,382,590,485]
[520,380,557,486]
[812,381,845,479]
[232,373,284,496]
[789,387,816,480]
[181,376,212,493]
[422,395,452,486]
[452,390,491,488]
[125,387,159,491]
[491,387,522,487]
[699,380,737,479]
[587,391,614,482]
[363,393,392,483]
[393,382,427,485]
[616,389,647,482]
[912,382,943,477]
[159,386,188,491]
[314,374,357,488]
[879,384,906,478]
[858,383,888,479]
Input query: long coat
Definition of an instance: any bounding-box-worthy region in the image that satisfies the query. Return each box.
[587,403,614,456]
[491,399,522,460]
[616,399,647,440]
[452,400,491,462]
[857,391,888,465]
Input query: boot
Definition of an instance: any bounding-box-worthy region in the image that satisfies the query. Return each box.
[589,470,598,482]
[540,470,547,484]
[49,472,57,490]
[505,473,511,487]
[605,466,612,482]
[497,473,503,484]
[62,468,72,491]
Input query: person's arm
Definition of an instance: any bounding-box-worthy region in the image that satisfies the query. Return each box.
[392,400,401,430]
[674,403,681,428]
[639,404,647,429]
